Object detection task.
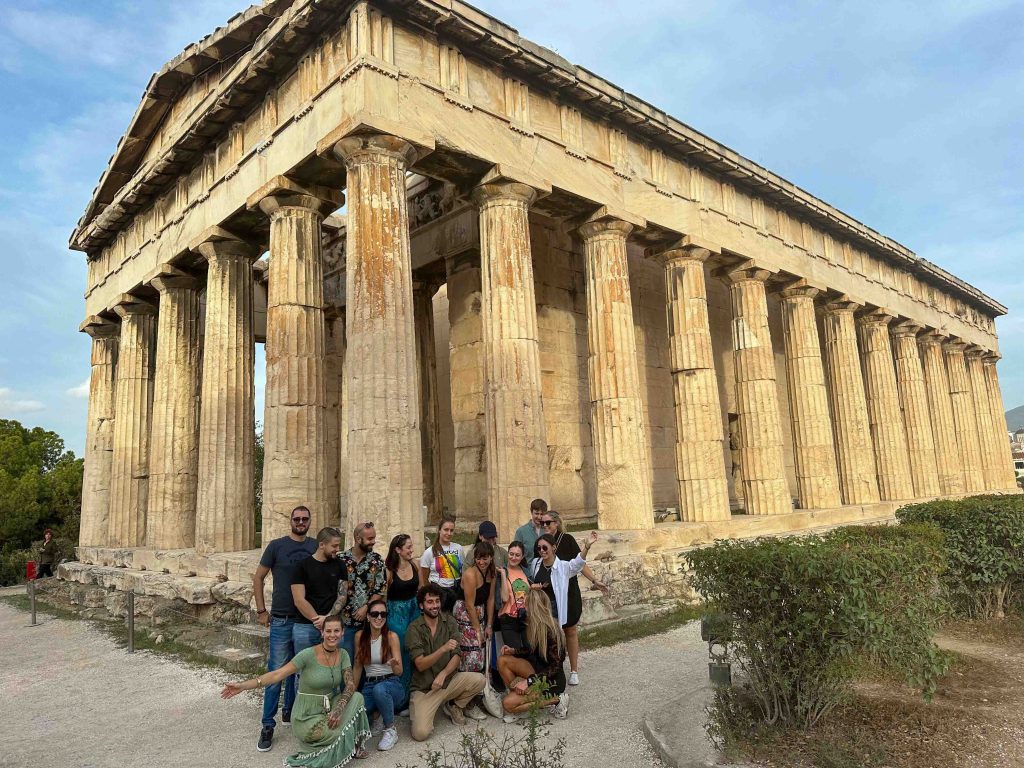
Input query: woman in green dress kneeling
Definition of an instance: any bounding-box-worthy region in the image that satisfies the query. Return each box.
[222,614,371,765]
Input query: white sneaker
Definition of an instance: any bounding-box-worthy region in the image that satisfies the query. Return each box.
[568,671,579,686]
[397,708,410,718]
[370,715,384,736]
[378,726,399,751]
[502,711,521,724]
[464,704,487,721]
[552,692,569,719]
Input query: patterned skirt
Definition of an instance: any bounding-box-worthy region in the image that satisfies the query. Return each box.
[452,600,485,673]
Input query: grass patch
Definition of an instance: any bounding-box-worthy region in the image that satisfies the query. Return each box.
[578,603,701,650]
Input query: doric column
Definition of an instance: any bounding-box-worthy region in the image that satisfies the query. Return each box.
[108,297,157,546]
[578,215,654,530]
[331,133,424,549]
[857,310,913,501]
[918,331,965,495]
[251,177,342,543]
[146,270,202,549]
[779,283,841,510]
[78,318,119,547]
[821,298,879,504]
[966,349,1002,490]
[944,340,985,493]
[890,322,940,498]
[414,279,446,527]
[475,181,551,540]
[721,264,790,516]
[194,232,260,554]
[983,353,1018,489]
[656,247,729,521]
[324,308,344,529]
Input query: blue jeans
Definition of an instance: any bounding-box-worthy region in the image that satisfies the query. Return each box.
[261,617,297,728]
[292,622,322,655]
[362,676,405,727]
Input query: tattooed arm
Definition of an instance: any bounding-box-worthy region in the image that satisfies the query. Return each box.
[327,666,357,728]
[329,578,349,617]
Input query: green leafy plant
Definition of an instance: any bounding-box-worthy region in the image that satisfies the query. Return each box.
[686,524,948,731]
[897,495,1024,619]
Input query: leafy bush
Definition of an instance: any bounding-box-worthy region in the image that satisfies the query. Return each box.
[686,525,948,730]
[896,494,1024,619]
[0,536,75,586]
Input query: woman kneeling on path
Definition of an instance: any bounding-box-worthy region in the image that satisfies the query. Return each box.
[353,598,404,751]
[496,589,568,721]
[222,614,371,764]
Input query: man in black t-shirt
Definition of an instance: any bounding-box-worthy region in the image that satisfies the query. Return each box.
[291,527,347,654]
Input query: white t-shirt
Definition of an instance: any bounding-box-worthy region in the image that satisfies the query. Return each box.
[419,543,463,588]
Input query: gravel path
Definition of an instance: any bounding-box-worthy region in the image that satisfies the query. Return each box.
[1,602,708,767]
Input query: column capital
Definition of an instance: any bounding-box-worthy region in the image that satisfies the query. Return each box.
[778,279,821,301]
[412,275,445,297]
[716,260,773,285]
[982,350,1002,363]
[891,320,923,338]
[147,264,200,294]
[247,175,344,219]
[112,294,156,320]
[964,345,988,360]
[472,181,537,208]
[917,328,948,347]
[820,294,864,315]
[855,307,896,327]
[474,163,552,199]
[651,244,712,266]
[942,338,969,353]
[190,226,262,262]
[330,132,419,168]
[577,205,645,241]
[79,315,119,339]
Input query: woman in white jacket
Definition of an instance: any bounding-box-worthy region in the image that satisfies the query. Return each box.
[531,530,599,630]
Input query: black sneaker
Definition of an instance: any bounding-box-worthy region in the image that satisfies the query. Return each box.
[257,726,274,752]
[281,711,291,726]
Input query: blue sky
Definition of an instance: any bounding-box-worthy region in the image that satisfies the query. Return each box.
[0,0,1021,455]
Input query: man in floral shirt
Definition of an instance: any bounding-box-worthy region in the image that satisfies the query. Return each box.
[338,521,386,662]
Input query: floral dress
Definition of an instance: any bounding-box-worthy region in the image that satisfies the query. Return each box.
[286,647,371,768]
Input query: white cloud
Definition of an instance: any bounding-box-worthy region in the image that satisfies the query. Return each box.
[66,378,90,399]
[0,387,45,414]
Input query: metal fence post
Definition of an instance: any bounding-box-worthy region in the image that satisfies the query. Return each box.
[29,579,37,627]
[127,591,135,654]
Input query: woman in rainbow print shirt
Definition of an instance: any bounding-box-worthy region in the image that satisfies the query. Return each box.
[418,515,463,611]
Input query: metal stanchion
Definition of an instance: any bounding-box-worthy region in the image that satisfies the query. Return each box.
[29,579,37,627]
[127,591,135,654]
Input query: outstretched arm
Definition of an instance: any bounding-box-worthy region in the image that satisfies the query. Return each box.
[221,661,299,699]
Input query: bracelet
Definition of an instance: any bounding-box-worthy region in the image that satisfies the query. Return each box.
[256,676,264,689]
[257,609,267,615]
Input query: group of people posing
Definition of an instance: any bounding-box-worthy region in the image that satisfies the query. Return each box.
[221,499,609,767]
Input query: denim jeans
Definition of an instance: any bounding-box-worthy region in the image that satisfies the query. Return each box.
[362,675,405,727]
[292,622,322,655]
[261,617,297,728]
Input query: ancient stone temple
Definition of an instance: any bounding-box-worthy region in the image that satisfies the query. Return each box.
[64,0,1016,622]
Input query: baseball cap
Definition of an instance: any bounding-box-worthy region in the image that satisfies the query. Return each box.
[478,521,498,539]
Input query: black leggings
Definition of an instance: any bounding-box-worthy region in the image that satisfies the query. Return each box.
[498,614,527,652]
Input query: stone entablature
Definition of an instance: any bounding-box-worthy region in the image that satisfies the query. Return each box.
[75,0,1002,350]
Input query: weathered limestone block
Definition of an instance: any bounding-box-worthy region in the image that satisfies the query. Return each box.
[722,266,790,516]
[79,318,118,547]
[332,134,425,549]
[656,247,730,521]
[944,341,985,493]
[890,322,940,498]
[324,310,344,528]
[966,349,1002,491]
[821,299,879,504]
[211,580,255,607]
[982,354,1018,490]
[414,279,446,526]
[253,177,342,542]
[194,232,260,554]
[579,215,654,530]
[146,272,201,549]
[857,311,913,501]
[918,331,965,495]
[108,297,157,547]
[475,180,551,540]
[779,284,841,509]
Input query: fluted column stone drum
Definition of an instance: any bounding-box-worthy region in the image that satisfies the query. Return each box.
[79,319,119,547]
[890,322,940,498]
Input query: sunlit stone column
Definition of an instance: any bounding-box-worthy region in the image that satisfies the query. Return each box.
[944,340,985,493]
[657,246,730,521]
[579,215,654,530]
[779,283,841,510]
[194,232,260,554]
[324,308,344,529]
[983,353,1018,490]
[918,331,965,496]
[821,298,879,504]
[475,181,551,540]
[79,318,119,548]
[414,278,446,527]
[108,297,157,547]
[252,177,342,543]
[146,271,201,549]
[331,134,424,549]
[857,310,913,501]
[966,349,1002,490]
[721,265,790,516]
[890,322,940,499]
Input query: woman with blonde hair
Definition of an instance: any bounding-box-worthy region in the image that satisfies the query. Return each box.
[496,589,568,721]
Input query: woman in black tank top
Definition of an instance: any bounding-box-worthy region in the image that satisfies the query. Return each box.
[455,541,497,680]
[384,534,421,705]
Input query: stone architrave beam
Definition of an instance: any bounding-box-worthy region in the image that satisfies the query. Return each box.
[108,296,157,547]
[146,268,202,549]
[79,317,119,548]
[579,213,654,530]
[918,331,965,496]
[890,322,940,498]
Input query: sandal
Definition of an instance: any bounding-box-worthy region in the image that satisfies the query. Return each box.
[354,746,369,759]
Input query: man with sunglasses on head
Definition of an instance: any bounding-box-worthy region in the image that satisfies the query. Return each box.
[514,498,548,567]
[251,505,318,752]
[338,521,386,663]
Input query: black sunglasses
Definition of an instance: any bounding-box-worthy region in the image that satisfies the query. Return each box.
[540,520,555,525]
[368,610,388,619]
[292,517,310,523]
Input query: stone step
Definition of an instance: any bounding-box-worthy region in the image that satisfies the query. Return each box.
[207,644,266,673]
[227,623,270,652]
